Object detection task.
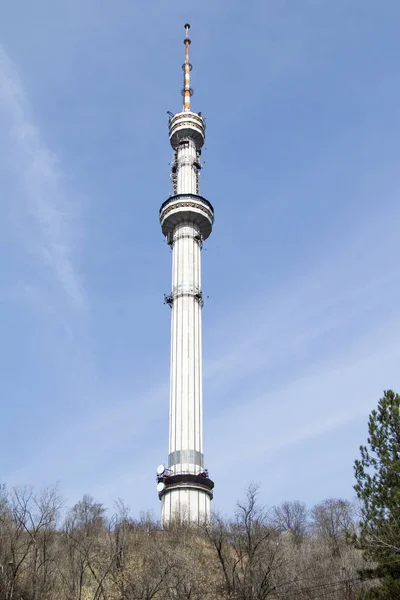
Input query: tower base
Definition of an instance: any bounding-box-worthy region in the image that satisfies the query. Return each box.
[159,473,214,525]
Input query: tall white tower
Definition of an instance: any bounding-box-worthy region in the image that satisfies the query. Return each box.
[157,23,214,525]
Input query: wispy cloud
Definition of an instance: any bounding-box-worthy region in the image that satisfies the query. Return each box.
[204,197,400,396]
[0,46,86,311]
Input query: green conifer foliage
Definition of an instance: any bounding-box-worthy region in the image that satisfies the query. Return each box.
[354,390,400,599]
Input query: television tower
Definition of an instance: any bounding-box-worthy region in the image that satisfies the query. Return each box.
[156,23,214,524]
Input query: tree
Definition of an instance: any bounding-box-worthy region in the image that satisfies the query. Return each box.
[0,485,62,600]
[62,494,114,600]
[311,498,355,557]
[273,501,309,545]
[354,389,400,598]
[205,484,287,600]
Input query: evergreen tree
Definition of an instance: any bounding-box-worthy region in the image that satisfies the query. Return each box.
[354,389,400,599]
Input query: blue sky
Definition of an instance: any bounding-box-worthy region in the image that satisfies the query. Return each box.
[1,0,399,518]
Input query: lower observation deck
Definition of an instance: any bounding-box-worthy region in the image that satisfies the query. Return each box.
[160,193,214,241]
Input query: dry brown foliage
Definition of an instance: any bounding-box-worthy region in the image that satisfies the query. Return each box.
[0,484,374,600]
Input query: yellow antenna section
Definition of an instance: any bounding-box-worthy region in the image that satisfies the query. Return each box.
[182,23,193,111]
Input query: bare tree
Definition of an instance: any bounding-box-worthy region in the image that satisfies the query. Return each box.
[311,498,355,557]
[110,518,175,600]
[273,501,309,546]
[0,485,62,600]
[61,494,115,600]
[206,485,288,600]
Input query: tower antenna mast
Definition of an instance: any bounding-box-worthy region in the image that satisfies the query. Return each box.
[182,23,193,111]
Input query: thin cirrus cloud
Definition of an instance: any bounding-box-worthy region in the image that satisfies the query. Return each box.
[204,200,400,398]
[0,46,86,314]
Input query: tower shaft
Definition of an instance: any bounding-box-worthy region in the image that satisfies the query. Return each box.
[169,220,203,473]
